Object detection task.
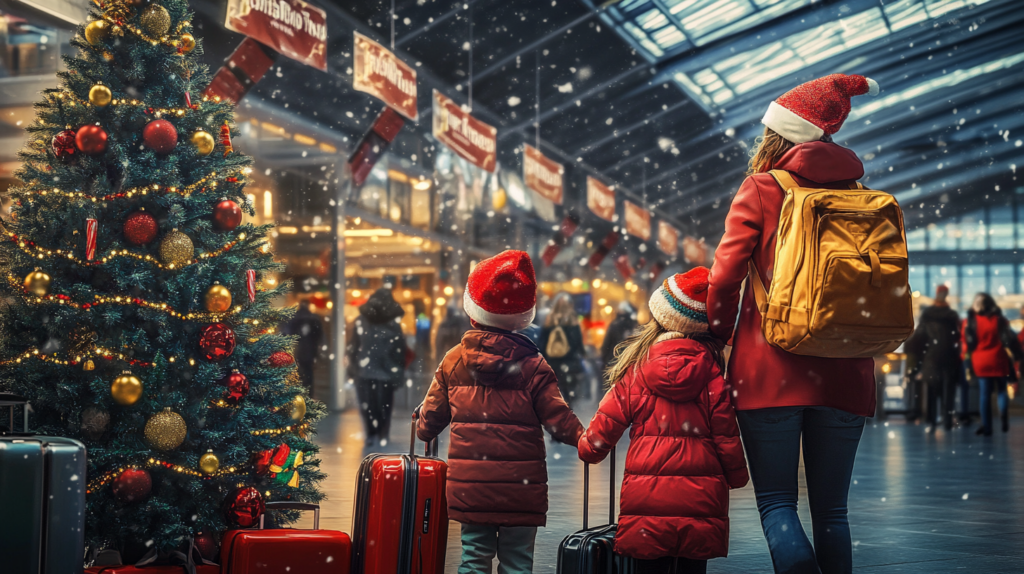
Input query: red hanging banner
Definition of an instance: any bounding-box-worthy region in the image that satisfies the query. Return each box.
[683,236,708,265]
[540,215,580,266]
[658,221,679,257]
[432,90,497,172]
[624,200,651,241]
[353,32,419,122]
[588,231,620,269]
[614,253,635,281]
[523,144,564,205]
[225,0,328,71]
[587,177,616,222]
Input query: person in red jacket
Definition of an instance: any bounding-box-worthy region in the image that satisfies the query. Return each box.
[417,250,584,574]
[706,74,879,574]
[962,293,1023,436]
[579,267,749,574]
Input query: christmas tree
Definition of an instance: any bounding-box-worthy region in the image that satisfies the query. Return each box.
[0,0,325,558]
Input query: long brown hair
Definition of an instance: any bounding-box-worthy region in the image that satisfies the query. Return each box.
[747,127,796,175]
[605,320,726,388]
[545,292,579,328]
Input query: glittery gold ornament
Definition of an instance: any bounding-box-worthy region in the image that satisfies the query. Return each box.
[111,372,143,406]
[180,33,196,52]
[492,187,507,210]
[199,450,220,475]
[23,270,52,297]
[84,20,111,45]
[191,130,215,156]
[289,395,307,421]
[159,229,193,267]
[144,407,187,451]
[204,283,232,313]
[139,4,171,37]
[83,359,95,371]
[101,51,114,62]
[89,84,112,107]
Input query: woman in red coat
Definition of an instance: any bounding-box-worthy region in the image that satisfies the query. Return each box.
[705,74,879,574]
[962,293,1023,436]
[579,268,748,574]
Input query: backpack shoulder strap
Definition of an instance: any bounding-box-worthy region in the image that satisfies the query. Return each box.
[768,170,800,191]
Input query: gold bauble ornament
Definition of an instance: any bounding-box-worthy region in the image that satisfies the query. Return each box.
[492,187,508,211]
[139,5,171,37]
[89,84,112,107]
[199,450,220,475]
[23,270,52,297]
[83,359,96,371]
[84,20,111,45]
[204,283,232,313]
[159,229,194,268]
[111,372,143,406]
[191,131,215,156]
[289,395,307,421]
[180,33,196,52]
[144,407,187,451]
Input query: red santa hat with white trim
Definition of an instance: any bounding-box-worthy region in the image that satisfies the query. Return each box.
[762,74,879,144]
[464,250,537,331]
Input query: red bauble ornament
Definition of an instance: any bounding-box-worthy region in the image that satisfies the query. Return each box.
[268,351,294,367]
[123,211,158,246]
[112,468,152,504]
[220,370,250,405]
[52,129,77,159]
[212,199,242,232]
[193,531,219,562]
[143,119,178,154]
[224,486,264,528]
[76,125,108,156]
[199,323,236,361]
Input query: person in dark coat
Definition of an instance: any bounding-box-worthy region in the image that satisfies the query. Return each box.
[962,293,1023,436]
[904,285,962,429]
[600,301,638,369]
[346,288,407,446]
[418,251,583,574]
[540,292,587,406]
[283,297,324,398]
[434,303,471,360]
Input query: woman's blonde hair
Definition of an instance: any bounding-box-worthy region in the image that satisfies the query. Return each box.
[605,320,725,388]
[747,127,796,175]
[545,292,579,328]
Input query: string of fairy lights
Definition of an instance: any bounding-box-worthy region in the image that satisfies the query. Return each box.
[18,168,248,203]
[4,230,249,270]
[99,12,191,49]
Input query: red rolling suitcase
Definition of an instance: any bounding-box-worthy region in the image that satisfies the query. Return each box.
[221,502,351,574]
[351,412,448,574]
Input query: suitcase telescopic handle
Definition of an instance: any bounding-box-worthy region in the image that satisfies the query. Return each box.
[410,407,439,457]
[0,393,29,434]
[260,501,320,530]
[582,446,616,530]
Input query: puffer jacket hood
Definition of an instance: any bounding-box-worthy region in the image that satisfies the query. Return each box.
[461,329,537,387]
[359,288,404,324]
[417,328,584,527]
[635,336,718,404]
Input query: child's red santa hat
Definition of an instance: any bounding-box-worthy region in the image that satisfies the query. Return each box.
[762,74,879,144]
[464,250,537,331]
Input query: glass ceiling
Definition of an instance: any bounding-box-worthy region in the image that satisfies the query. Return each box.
[603,0,813,59]
[600,0,994,111]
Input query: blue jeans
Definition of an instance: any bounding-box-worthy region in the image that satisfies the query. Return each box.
[459,523,536,574]
[737,407,865,574]
[977,377,1009,435]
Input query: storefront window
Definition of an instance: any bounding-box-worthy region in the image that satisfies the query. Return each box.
[988,206,1014,250]
[927,222,957,250]
[959,210,985,250]
[960,265,987,300]
[989,264,1014,297]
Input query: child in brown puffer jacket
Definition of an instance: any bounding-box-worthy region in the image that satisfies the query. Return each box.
[417,250,584,574]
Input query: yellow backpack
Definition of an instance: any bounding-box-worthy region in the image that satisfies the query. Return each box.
[748,170,914,358]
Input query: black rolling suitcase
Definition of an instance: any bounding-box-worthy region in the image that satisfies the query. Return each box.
[557,448,639,574]
[0,393,87,574]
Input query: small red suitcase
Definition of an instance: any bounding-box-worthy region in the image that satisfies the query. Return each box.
[351,412,448,574]
[221,502,351,574]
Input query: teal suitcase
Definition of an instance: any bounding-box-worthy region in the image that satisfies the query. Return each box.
[0,393,86,574]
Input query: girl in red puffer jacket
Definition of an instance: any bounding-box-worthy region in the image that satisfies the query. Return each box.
[578,267,748,574]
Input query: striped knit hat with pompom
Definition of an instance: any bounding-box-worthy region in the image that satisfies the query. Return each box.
[648,267,709,335]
